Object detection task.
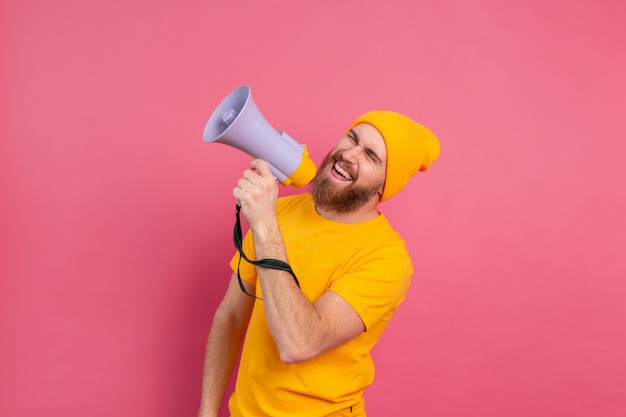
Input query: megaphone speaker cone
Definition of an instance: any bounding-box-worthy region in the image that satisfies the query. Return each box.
[203,85,317,187]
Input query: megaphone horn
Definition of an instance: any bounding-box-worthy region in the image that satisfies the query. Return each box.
[203,85,317,187]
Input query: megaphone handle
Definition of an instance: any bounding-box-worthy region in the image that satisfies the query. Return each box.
[266,162,287,184]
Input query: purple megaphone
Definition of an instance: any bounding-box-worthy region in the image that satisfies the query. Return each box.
[203,85,317,187]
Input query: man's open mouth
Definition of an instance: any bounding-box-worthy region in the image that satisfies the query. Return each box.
[332,161,354,181]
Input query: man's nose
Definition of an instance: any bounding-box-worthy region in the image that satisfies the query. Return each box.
[341,144,364,161]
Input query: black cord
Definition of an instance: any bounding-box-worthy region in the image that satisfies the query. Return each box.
[233,204,300,299]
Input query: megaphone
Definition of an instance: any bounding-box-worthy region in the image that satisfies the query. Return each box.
[203,85,317,187]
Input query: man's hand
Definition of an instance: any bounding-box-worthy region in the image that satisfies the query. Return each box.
[233,159,279,231]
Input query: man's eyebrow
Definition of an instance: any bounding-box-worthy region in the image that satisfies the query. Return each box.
[349,129,384,165]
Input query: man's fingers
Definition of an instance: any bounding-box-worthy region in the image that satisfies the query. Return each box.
[250,159,274,180]
[241,168,257,185]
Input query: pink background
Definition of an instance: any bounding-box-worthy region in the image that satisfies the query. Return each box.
[2,1,625,416]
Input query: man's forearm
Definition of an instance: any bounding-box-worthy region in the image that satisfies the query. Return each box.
[198,310,245,417]
[251,222,326,363]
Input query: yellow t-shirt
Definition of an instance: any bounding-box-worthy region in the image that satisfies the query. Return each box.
[228,193,413,417]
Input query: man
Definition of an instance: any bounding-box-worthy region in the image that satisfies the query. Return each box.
[199,111,440,417]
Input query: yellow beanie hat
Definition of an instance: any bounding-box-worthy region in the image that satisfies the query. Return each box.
[348,111,440,202]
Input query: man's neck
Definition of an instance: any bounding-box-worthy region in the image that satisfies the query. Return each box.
[314,202,381,224]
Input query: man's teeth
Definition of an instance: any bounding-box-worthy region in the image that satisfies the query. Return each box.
[333,162,353,180]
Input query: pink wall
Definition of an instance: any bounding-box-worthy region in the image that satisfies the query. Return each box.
[2,1,625,416]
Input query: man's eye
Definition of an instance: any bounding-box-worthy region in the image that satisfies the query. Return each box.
[367,150,382,165]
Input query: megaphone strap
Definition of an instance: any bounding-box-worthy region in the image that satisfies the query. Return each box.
[233,204,301,300]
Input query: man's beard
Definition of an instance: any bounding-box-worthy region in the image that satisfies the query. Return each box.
[310,152,384,212]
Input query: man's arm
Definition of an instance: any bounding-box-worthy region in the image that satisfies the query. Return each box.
[198,272,255,417]
[234,160,365,364]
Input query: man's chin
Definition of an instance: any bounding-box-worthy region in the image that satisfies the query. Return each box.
[311,179,381,213]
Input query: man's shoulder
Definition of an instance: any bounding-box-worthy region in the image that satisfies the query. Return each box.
[277,192,312,210]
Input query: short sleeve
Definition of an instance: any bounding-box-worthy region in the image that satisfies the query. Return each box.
[328,243,413,330]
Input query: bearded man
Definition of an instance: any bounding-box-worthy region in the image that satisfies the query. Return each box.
[198,111,440,417]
